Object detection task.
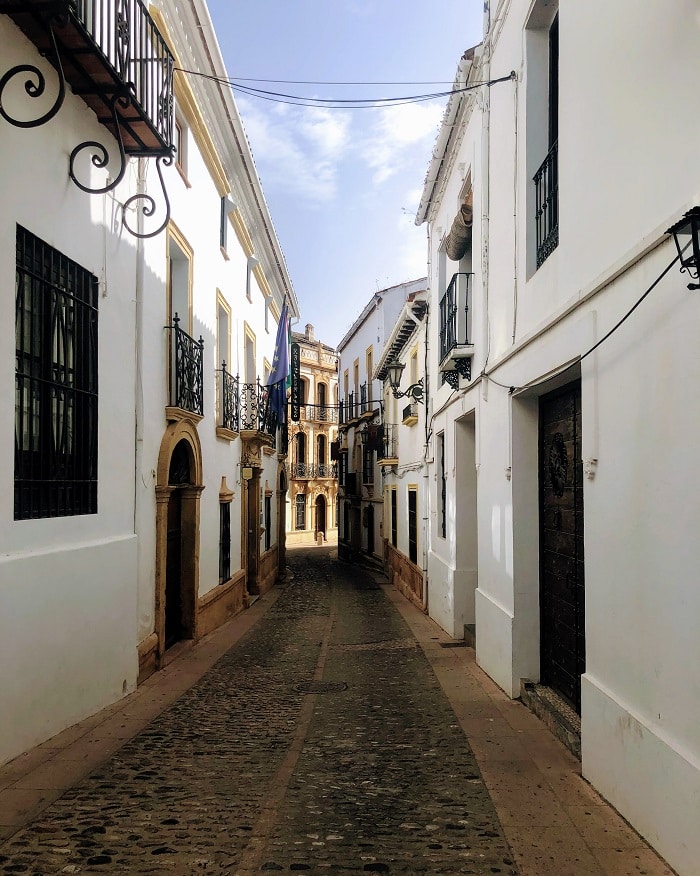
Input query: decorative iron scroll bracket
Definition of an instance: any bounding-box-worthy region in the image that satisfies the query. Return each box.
[68,92,130,194]
[122,153,174,239]
[0,4,68,128]
[1,0,175,239]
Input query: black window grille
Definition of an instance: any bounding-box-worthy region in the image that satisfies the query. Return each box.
[295,494,306,530]
[219,501,231,584]
[438,433,446,538]
[362,445,373,484]
[408,488,418,564]
[15,226,98,520]
[391,489,397,548]
[265,495,272,551]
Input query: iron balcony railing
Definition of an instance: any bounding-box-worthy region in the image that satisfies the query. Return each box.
[218,362,239,432]
[534,140,558,268]
[216,364,278,439]
[289,462,338,480]
[360,382,368,413]
[299,403,338,423]
[379,424,398,461]
[439,272,472,363]
[2,0,174,153]
[169,313,203,416]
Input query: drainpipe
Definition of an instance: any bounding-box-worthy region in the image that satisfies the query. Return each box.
[134,159,146,532]
[421,226,432,614]
[481,3,492,369]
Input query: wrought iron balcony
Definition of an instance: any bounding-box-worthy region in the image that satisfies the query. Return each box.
[534,140,558,267]
[168,314,203,417]
[1,0,174,236]
[378,424,398,464]
[402,402,418,425]
[289,462,337,480]
[218,362,239,433]
[1,0,173,152]
[360,382,368,413]
[439,271,473,378]
[215,365,279,441]
[299,402,338,424]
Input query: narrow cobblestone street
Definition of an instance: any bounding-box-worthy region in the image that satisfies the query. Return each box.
[0,547,674,875]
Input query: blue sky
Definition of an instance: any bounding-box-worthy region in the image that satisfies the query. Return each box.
[206,0,484,346]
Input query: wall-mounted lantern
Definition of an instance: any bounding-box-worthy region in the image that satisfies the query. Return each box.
[386,358,424,403]
[667,207,700,290]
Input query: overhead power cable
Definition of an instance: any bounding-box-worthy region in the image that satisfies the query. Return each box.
[484,246,683,394]
[173,68,516,109]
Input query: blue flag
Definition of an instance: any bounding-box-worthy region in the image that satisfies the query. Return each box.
[267,300,289,421]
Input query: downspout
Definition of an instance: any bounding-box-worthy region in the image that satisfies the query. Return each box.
[421,226,432,614]
[481,6,492,372]
[134,158,146,533]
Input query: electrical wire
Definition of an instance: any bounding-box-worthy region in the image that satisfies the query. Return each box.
[481,246,682,395]
[227,76,457,85]
[173,67,516,109]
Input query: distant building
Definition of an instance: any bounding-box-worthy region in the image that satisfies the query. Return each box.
[287,324,339,545]
[374,290,429,609]
[337,279,426,565]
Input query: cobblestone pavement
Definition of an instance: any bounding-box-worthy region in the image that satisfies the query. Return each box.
[0,549,517,875]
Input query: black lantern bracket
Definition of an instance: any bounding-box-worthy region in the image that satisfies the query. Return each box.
[386,357,424,403]
[667,207,700,290]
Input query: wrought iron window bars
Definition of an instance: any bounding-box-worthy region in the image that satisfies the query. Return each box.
[534,140,559,267]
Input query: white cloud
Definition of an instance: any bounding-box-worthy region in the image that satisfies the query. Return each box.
[358,101,444,185]
[237,97,351,204]
[395,209,429,280]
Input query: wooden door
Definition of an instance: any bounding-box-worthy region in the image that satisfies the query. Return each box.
[539,382,585,712]
[165,489,182,649]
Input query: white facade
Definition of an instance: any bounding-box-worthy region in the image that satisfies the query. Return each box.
[0,0,297,767]
[375,292,429,610]
[337,279,426,563]
[415,2,700,872]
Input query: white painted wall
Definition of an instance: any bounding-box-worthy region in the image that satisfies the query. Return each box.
[0,16,140,764]
[418,2,700,870]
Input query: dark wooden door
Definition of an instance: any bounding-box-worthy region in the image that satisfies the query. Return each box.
[539,382,585,712]
[315,495,326,536]
[366,503,374,555]
[246,475,260,593]
[165,489,182,649]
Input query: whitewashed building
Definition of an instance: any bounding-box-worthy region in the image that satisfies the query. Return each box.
[414,2,700,872]
[337,279,425,564]
[374,289,429,610]
[0,0,297,766]
[287,324,339,546]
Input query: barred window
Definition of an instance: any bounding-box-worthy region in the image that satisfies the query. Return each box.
[265,495,272,551]
[295,493,306,530]
[15,227,98,519]
[219,501,231,584]
[408,488,418,564]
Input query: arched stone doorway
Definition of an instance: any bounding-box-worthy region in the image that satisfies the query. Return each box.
[155,420,203,666]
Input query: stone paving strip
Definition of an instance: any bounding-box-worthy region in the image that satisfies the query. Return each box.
[0,546,675,875]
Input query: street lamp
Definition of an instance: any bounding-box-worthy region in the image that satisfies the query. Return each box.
[667,207,700,290]
[386,357,424,403]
